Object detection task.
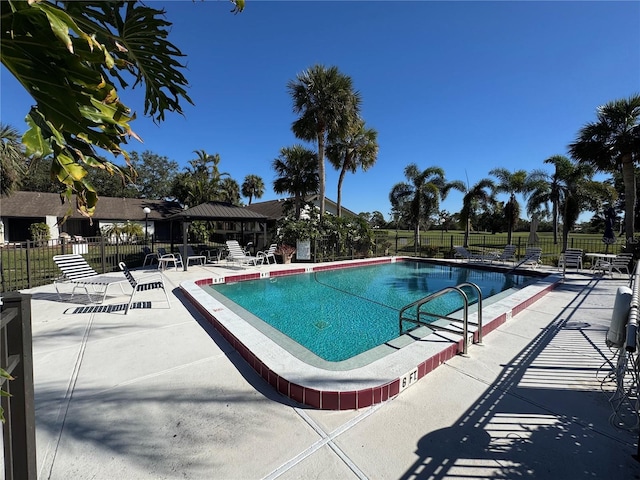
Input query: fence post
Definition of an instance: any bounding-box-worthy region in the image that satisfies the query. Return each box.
[100,235,106,273]
[115,235,120,271]
[25,240,32,289]
[1,292,37,480]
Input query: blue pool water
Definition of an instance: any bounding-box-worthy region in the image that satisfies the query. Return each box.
[207,261,534,362]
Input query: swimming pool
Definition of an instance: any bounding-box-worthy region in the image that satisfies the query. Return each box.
[206,262,534,362]
[181,257,561,409]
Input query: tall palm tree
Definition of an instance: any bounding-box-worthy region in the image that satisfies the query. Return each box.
[287,64,360,216]
[526,156,572,245]
[569,94,640,245]
[0,123,27,196]
[326,118,378,217]
[188,150,229,205]
[272,145,319,220]
[219,178,241,205]
[489,168,537,245]
[460,179,495,248]
[241,174,265,205]
[390,164,464,253]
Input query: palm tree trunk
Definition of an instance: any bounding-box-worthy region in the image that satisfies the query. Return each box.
[552,202,558,244]
[621,154,636,243]
[317,130,326,217]
[336,167,347,217]
[464,218,470,248]
[294,193,301,220]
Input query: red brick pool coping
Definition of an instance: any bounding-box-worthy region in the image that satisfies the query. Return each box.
[180,257,561,410]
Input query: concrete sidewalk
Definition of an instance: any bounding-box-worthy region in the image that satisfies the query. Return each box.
[19,263,640,479]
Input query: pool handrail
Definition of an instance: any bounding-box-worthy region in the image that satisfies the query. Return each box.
[398,282,483,356]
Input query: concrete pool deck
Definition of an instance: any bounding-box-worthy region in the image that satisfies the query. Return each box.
[14,258,640,478]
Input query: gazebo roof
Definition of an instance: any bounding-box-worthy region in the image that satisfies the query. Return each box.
[169,201,268,221]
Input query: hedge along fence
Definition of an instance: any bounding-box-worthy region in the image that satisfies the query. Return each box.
[0,236,165,293]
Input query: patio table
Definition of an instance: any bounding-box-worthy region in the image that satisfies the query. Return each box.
[585,253,616,271]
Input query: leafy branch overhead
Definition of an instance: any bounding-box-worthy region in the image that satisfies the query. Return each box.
[0,0,244,217]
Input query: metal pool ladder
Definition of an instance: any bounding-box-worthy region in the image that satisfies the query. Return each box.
[398,282,483,356]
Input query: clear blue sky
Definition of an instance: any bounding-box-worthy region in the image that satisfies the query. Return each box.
[1,1,639,221]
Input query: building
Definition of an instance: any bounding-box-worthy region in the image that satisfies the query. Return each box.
[0,192,182,243]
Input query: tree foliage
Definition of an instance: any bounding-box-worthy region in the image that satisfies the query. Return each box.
[0,123,27,195]
[288,64,360,216]
[390,164,464,252]
[569,94,640,244]
[171,150,230,207]
[326,117,378,217]
[129,151,179,199]
[241,174,265,205]
[272,145,319,219]
[1,0,243,217]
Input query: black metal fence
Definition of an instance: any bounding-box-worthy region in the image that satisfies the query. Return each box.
[1,232,636,292]
[370,231,632,263]
[1,292,37,480]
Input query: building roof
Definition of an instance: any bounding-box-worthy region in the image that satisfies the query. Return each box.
[0,191,182,220]
[170,201,268,221]
[246,195,359,220]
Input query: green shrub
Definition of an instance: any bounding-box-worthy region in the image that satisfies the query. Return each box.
[29,222,50,246]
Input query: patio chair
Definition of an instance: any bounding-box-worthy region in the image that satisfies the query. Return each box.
[225,240,261,267]
[157,247,183,271]
[491,245,517,264]
[118,262,171,314]
[519,247,543,269]
[53,254,129,303]
[142,246,159,267]
[558,248,583,272]
[177,245,207,266]
[594,253,634,278]
[453,246,496,263]
[257,243,278,265]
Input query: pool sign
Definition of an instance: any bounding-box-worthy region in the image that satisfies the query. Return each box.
[296,239,311,260]
[399,367,419,392]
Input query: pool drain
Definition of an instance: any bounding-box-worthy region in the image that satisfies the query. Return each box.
[313,320,330,330]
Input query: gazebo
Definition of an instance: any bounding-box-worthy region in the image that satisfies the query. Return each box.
[169,201,269,271]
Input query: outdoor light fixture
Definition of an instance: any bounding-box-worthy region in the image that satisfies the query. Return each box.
[143,207,151,245]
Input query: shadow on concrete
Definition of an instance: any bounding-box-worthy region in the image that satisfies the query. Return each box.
[399,277,640,480]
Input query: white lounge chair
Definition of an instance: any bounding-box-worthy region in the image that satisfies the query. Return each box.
[119,262,171,314]
[257,244,278,265]
[558,248,583,272]
[453,246,496,263]
[491,245,517,264]
[519,247,543,269]
[53,254,129,303]
[225,240,261,267]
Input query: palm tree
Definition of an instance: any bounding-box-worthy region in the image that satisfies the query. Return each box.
[526,155,572,245]
[188,150,229,205]
[489,168,538,245]
[0,123,27,195]
[460,179,495,248]
[219,178,241,205]
[390,164,464,253]
[326,118,378,217]
[272,145,319,220]
[241,174,265,205]
[287,64,361,216]
[569,94,640,245]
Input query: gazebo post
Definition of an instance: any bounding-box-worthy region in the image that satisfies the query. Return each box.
[182,220,189,271]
